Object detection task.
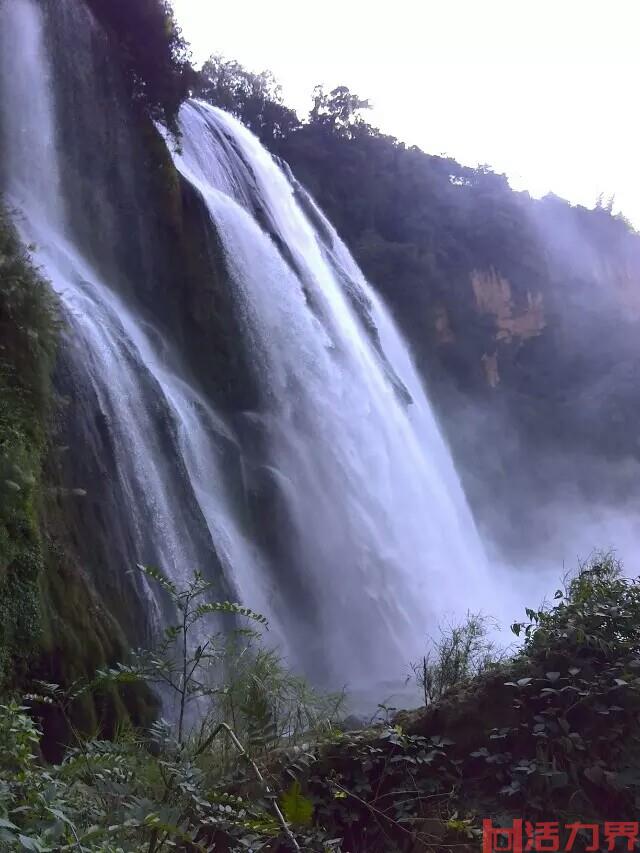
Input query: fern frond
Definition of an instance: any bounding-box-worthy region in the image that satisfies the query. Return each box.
[135,563,178,597]
[194,601,268,625]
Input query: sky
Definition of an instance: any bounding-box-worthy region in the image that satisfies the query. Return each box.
[172,0,640,224]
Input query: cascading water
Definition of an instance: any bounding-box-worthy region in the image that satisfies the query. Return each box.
[168,101,492,683]
[0,0,490,694]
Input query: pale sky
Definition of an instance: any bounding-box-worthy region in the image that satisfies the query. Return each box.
[172,0,640,224]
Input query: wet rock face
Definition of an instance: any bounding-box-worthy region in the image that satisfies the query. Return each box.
[470,268,545,346]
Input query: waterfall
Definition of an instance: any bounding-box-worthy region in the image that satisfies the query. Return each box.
[168,102,492,682]
[0,0,490,692]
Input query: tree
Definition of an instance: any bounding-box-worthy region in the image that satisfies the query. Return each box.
[309,85,373,138]
[196,55,300,142]
[106,565,267,744]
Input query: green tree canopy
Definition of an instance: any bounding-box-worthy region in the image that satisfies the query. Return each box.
[195,55,300,141]
[309,84,374,138]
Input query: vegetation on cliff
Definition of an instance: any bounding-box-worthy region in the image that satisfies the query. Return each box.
[0,205,58,688]
[0,206,152,743]
[195,57,299,143]
[309,552,640,851]
[82,0,191,131]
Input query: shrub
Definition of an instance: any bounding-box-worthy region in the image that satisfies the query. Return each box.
[409,612,502,705]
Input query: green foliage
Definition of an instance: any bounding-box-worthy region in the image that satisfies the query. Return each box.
[0,699,90,851]
[0,698,286,851]
[409,612,502,705]
[510,550,636,656]
[294,554,640,851]
[100,566,269,744]
[0,205,58,688]
[309,85,372,138]
[209,642,344,775]
[8,568,345,850]
[280,780,313,827]
[472,552,640,817]
[6,555,640,850]
[83,0,192,132]
[195,55,300,142]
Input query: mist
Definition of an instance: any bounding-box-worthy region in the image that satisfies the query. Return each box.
[431,190,640,616]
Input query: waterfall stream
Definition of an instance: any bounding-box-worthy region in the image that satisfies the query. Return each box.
[0,0,490,693]
[171,102,491,681]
